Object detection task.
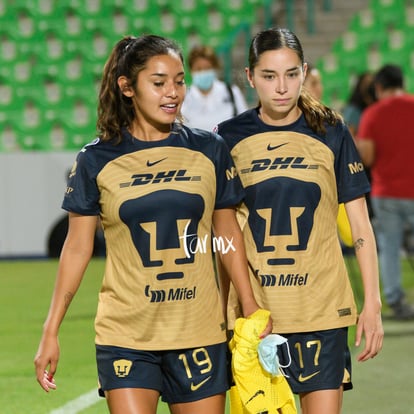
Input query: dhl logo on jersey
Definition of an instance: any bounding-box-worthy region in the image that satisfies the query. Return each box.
[120,169,201,187]
[240,157,319,174]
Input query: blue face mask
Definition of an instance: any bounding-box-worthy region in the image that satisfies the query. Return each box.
[192,69,216,91]
[258,334,291,377]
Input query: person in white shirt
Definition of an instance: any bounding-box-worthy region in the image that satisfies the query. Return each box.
[181,45,249,131]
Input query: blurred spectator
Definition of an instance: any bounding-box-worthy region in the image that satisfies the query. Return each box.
[357,64,414,320]
[303,63,323,100]
[342,72,376,138]
[342,72,376,218]
[181,45,248,130]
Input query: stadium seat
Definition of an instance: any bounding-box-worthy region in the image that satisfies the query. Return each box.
[370,0,406,26]
[318,50,341,74]
[1,54,38,86]
[0,0,265,152]
[347,12,387,49]
[36,6,84,40]
[6,98,54,150]
[0,122,20,152]
[319,65,351,105]
[405,4,414,27]
[62,122,98,150]
[332,39,369,72]
[0,30,20,64]
[75,29,114,64]
[170,2,207,31]
[0,77,14,114]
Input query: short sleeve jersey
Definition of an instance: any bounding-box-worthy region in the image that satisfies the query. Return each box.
[63,124,244,350]
[217,109,370,333]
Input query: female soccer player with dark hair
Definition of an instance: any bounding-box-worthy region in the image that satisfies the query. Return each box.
[34,34,270,414]
[216,27,383,414]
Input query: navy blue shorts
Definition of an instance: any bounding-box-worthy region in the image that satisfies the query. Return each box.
[279,327,353,394]
[96,342,230,403]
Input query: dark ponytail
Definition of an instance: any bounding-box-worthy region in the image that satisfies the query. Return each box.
[97,36,135,142]
[299,88,342,135]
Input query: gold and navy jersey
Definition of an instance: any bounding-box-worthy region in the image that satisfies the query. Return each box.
[63,124,244,350]
[217,109,370,333]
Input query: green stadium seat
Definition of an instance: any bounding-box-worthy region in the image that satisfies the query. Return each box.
[0,54,38,86]
[129,5,162,35]
[4,97,54,150]
[34,30,72,63]
[405,4,414,27]
[347,13,387,48]
[385,27,414,53]
[58,96,96,129]
[0,31,19,66]
[379,46,409,70]
[246,0,266,5]
[156,6,189,39]
[370,0,406,26]
[84,8,131,39]
[0,77,14,115]
[14,0,57,17]
[0,0,12,18]
[319,66,351,103]
[0,0,262,152]
[0,6,18,35]
[0,122,20,152]
[170,2,207,31]
[219,0,255,25]
[171,0,200,13]
[128,0,160,15]
[67,0,114,18]
[334,44,369,72]
[15,76,65,115]
[194,3,243,46]
[75,30,113,65]
[14,7,39,40]
[36,6,83,40]
[318,50,341,74]
[62,122,98,150]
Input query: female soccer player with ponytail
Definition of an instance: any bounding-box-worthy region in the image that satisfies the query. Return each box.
[217,27,383,414]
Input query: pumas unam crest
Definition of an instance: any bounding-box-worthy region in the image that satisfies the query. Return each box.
[113,359,132,378]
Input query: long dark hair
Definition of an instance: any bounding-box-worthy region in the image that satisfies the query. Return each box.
[347,72,376,111]
[97,34,184,142]
[248,28,342,135]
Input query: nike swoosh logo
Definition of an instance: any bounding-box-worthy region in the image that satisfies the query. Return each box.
[246,389,265,405]
[190,376,212,391]
[298,371,320,382]
[146,157,167,167]
[267,143,288,151]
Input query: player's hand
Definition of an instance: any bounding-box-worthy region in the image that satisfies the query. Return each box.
[34,335,59,392]
[259,315,273,339]
[355,305,384,362]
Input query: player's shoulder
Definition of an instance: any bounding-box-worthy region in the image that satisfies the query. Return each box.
[215,109,258,150]
[181,124,224,146]
[76,136,114,161]
[217,108,256,133]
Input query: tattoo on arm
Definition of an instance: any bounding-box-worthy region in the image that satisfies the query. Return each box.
[64,292,74,310]
[354,238,365,251]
